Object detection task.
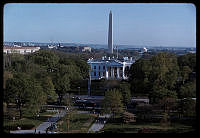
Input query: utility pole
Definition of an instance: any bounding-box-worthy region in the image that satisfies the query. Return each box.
[116,45,118,59]
[66,108,70,133]
[65,93,71,133]
[88,73,91,96]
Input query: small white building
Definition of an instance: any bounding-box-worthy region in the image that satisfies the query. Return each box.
[87,56,135,80]
[3,46,40,54]
[81,46,91,52]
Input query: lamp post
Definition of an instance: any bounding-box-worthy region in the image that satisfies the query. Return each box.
[77,87,80,96]
[66,107,70,133]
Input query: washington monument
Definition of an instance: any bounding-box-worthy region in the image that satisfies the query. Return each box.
[108,10,113,53]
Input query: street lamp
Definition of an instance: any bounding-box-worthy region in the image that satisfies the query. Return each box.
[66,107,70,133]
[77,87,80,96]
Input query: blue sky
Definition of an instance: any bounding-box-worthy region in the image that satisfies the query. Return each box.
[4,3,196,47]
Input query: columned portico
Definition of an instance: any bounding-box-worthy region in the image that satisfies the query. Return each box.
[87,57,135,80]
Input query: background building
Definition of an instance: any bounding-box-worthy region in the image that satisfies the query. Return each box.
[3,46,40,54]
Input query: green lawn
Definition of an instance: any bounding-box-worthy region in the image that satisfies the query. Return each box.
[103,121,195,133]
[55,112,96,133]
[3,110,57,133]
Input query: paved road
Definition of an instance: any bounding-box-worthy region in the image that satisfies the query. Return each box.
[88,114,111,133]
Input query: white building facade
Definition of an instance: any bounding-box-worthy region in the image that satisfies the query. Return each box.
[3,46,40,54]
[87,57,135,80]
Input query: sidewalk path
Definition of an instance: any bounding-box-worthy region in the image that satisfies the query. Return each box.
[88,114,111,133]
[36,110,66,131]
[10,110,66,134]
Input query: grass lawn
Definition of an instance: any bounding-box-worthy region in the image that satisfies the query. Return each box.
[103,121,195,133]
[55,112,96,133]
[3,110,57,133]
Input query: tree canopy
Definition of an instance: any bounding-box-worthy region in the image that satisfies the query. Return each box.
[4,49,90,117]
[128,52,196,103]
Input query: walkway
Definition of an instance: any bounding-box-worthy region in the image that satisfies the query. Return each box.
[10,110,66,134]
[88,114,111,133]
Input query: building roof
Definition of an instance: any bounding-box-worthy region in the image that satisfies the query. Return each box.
[87,58,134,66]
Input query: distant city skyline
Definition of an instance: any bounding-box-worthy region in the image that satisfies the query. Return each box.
[4,3,196,47]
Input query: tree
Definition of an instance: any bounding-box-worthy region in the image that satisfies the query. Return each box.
[25,78,46,118]
[3,71,13,90]
[179,66,192,84]
[177,53,196,72]
[119,82,131,108]
[103,89,124,118]
[53,73,70,105]
[128,58,152,96]
[179,80,196,98]
[129,52,179,103]
[32,49,59,72]
[5,73,31,119]
[41,76,57,103]
[148,52,179,103]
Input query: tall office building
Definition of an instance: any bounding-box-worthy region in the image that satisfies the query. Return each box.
[108,10,113,53]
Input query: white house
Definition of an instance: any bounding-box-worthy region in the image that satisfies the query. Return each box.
[87,56,135,80]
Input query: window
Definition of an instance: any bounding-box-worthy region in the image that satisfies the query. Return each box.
[94,72,96,76]
[99,66,100,70]
[94,66,96,69]
[103,66,105,70]
[99,72,101,76]
[103,72,105,76]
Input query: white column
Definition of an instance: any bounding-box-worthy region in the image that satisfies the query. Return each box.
[112,67,115,79]
[122,63,125,79]
[117,67,120,79]
[110,67,113,79]
[105,66,108,79]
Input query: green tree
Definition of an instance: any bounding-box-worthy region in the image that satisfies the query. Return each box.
[177,53,196,72]
[129,52,179,104]
[41,76,57,103]
[25,78,46,118]
[179,66,192,84]
[5,73,31,119]
[179,80,196,98]
[128,58,152,96]
[103,89,124,118]
[32,50,59,72]
[53,73,70,105]
[149,53,179,103]
[3,71,13,90]
[119,82,131,108]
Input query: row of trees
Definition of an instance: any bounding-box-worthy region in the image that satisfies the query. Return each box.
[128,52,196,103]
[102,52,196,122]
[3,49,89,119]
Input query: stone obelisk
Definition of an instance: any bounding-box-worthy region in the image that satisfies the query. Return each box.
[108,10,113,54]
